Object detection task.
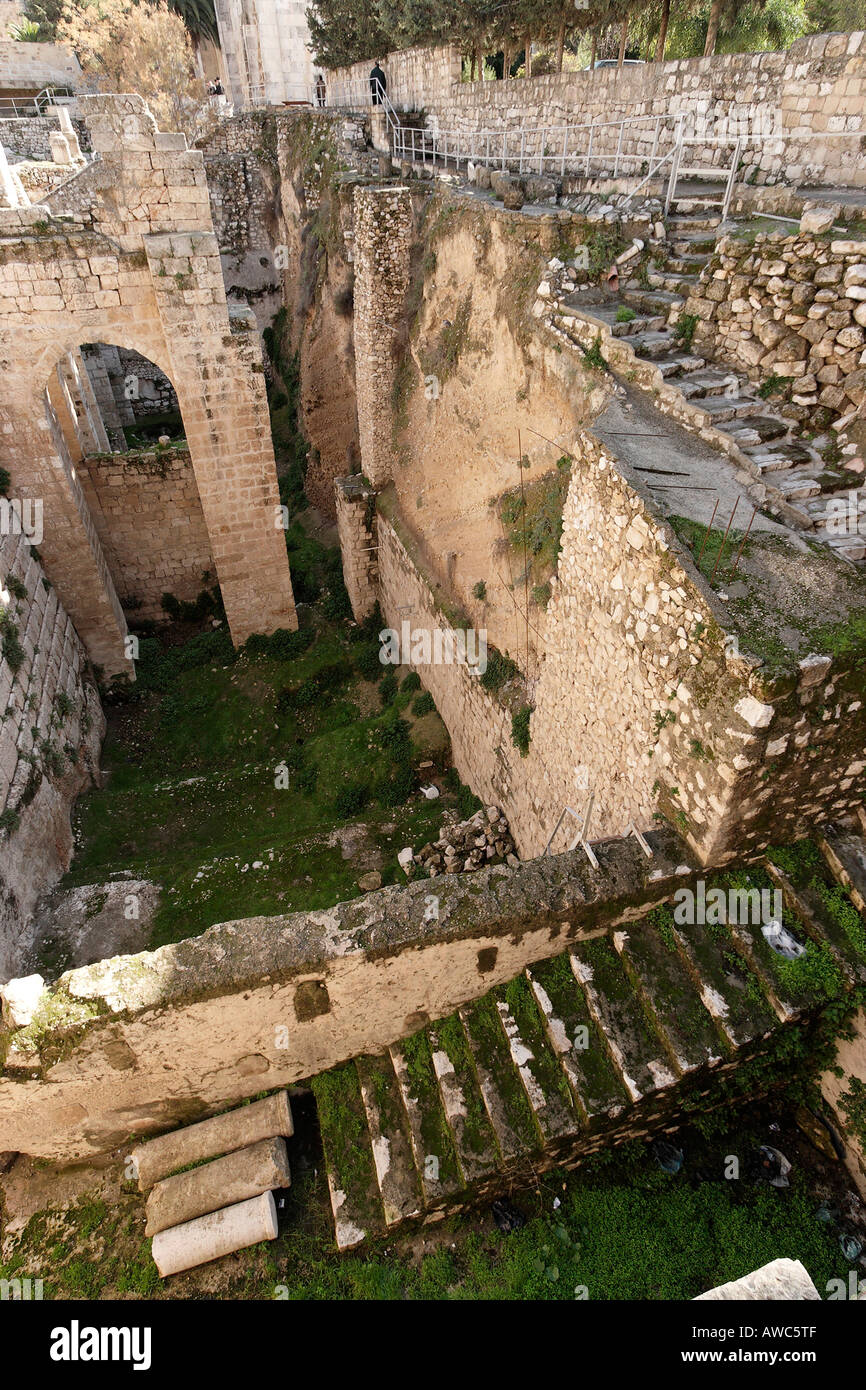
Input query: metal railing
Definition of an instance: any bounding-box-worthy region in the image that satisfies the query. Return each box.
[391,112,747,220]
[0,87,71,118]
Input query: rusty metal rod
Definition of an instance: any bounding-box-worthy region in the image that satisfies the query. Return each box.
[696,497,719,570]
[711,496,739,580]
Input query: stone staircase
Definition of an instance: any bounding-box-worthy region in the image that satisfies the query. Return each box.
[310,838,866,1250]
[549,197,864,562]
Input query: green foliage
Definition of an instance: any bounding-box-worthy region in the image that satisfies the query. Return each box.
[0,468,10,496]
[333,779,372,818]
[511,703,532,756]
[479,646,521,695]
[5,574,27,601]
[673,314,699,351]
[532,581,552,608]
[245,626,316,662]
[379,670,399,706]
[412,690,436,717]
[401,670,422,693]
[472,580,487,601]
[615,305,636,323]
[582,336,606,370]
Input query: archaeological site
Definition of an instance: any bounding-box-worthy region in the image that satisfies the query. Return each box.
[1,0,866,1343]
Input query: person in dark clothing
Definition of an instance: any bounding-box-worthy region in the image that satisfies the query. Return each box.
[315,73,326,106]
[370,62,386,105]
[213,78,223,96]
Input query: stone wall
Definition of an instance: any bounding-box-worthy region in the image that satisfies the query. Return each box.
[327,33,866,189]
[375,427,866,866]
[0,39,80,93]
[352,184,411,488]
[0,528,104,981]
[326,42,462,112]
[335,474,377,620]
[686,228,866,419]
[77,448,216,620]
[0,93,297,677]
[214,0,315,110]
[0,828,700,1157]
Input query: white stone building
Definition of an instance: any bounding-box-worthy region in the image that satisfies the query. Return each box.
[214,0,317,109]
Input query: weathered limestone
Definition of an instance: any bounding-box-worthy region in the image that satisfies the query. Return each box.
[144,1136,291,1235]
[0,94,297,676]
[696,1258,821,1301]
[151,1191,279,1277]
[328,33,866,189]
[132,1091,293,1191]
[335,475,378,621]
[0,830,701,1159]
[353,185,411,488]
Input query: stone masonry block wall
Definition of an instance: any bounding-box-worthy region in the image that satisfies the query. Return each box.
[686,229,866,419]
[0,94,297,676]
[0,530,104,980]
[78,449,215,620]
[375,429,866,865]
[0,829,699,1157]
[0,39,80,92]
[353,184,411,488]
[328,33,866,188]
[335,475,377,621]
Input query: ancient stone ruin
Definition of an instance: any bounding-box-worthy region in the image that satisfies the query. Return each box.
[1,21,866,1317]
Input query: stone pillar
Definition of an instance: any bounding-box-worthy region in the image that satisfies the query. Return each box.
[335,475,378,621]
[143,238,298,645]
[352,185,411,489]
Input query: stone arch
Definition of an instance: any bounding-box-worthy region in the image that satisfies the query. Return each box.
[0,93,297,678]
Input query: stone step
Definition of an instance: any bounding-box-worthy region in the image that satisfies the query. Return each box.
[526,954,630,1124]
[722,415,789,444]
[569,935,679,1102]
[389,1032,464,1209]
[460,993,543,1161]
[311,1063,387,1250]
[672,916,778,1050]
[676,368,741,398]
[696,394,766,423]
[655,353,707,377]
[724,900,838,1023]
[629,330,678,359]
[612,922,727,1073]
[765,855,866,989]
[427,1014,504,1191]
[765,470,822,501]
[494,975,582,1146]
[356,1051,423,1226]
[622,287,685,316]
[670,233,718,255]
[665,253,713,274]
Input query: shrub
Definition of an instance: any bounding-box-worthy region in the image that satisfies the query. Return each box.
[615,305,636,323]
[480,647,520,694]
[295,762,319,794]
[532,581,552,608]
[379,670,398,706]
[412,690,435,717]
[355,640,384,681]
[374,761,416,808]
[245,626,316,662]
[512,703,532,756]
[5,574,27,601]
[472,580,487,601]
[333,780,371,818]
[401,670,421,693]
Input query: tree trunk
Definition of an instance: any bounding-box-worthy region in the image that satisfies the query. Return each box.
[524,33,532,78]
[655,0,670,61]
[704,0,722,55]
[590,28,597,69]
[475,44,483,81]
[556,18,566,72]
[503,44,512,81]
[617,16,628,68]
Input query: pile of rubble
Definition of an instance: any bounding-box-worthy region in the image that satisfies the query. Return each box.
[403,806,519,877]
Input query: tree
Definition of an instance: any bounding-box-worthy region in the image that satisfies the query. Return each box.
[307,0,391,68]
[57,0,207,139]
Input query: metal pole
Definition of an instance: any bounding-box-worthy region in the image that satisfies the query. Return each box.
[540,125,547,174]
[586,119,594,177]
[561,126,568,176]
[722,136,742,222]
[520,129,525,175]
[614,120,624,178]
[711,497,740,580]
